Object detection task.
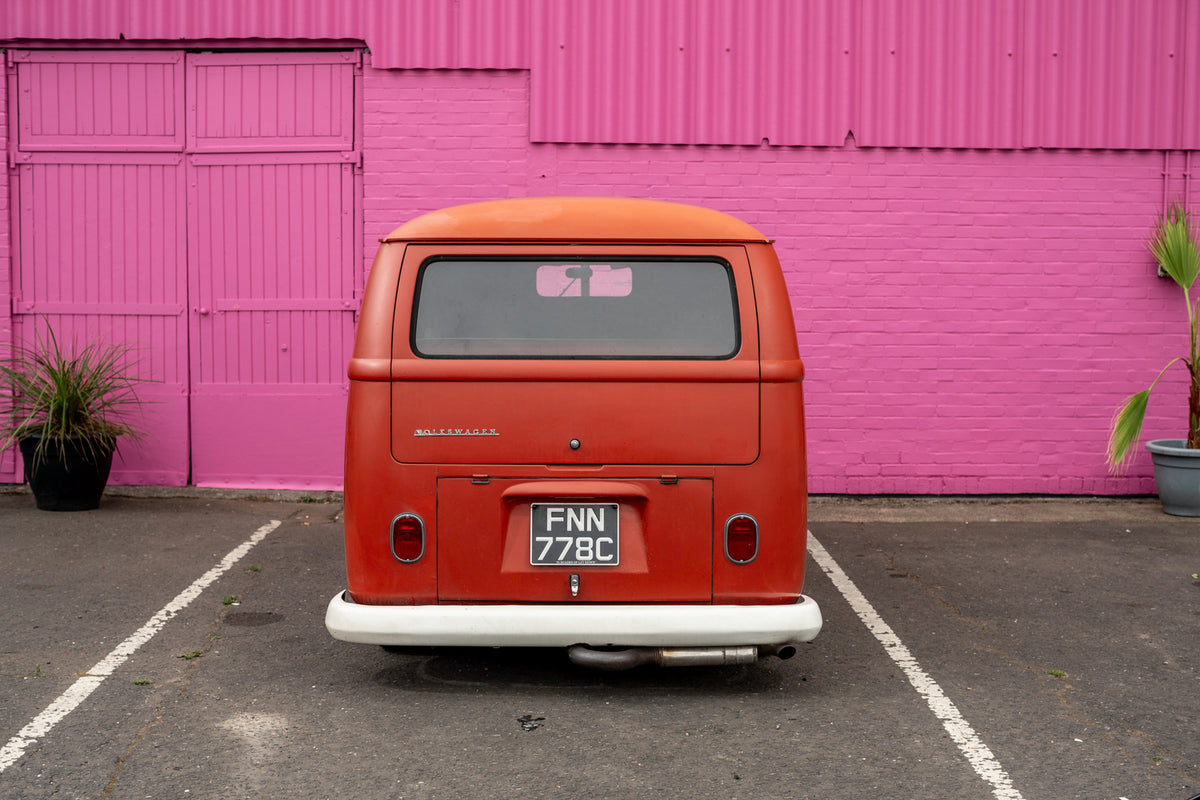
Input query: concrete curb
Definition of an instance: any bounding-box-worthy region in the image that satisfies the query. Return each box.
[807,494,1169,523]
[0,482,342,505]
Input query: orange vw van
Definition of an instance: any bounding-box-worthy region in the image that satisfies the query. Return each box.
[326,197,821,669]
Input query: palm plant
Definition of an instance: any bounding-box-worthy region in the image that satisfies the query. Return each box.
[0,322,145,470]
[1108,203,1200,470]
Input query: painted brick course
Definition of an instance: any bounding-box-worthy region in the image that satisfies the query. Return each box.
[363,67,1188,495]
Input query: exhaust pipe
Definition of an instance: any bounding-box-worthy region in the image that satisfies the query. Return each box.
[567,646,659,671]
[567,644,795,670]
[758,642,798,660]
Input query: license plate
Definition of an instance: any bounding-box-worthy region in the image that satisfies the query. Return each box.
[530,503,620,566]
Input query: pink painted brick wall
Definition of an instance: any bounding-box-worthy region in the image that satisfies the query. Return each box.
[363,67,1186,495]
[363,66,533,237]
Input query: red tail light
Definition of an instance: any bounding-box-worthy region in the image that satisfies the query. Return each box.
[724,514,759,564]
[391,514,426,562]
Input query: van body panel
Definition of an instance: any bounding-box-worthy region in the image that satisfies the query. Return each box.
[342,381,439,605]
[383,196,772,244]
[394,381,758,466]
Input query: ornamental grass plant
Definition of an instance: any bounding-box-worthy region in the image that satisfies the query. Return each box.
[1108,203,1200,470]
[0,322,145,470]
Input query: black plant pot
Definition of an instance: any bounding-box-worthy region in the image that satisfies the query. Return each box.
[18,435,114,512]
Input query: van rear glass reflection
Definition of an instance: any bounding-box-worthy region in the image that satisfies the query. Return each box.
[412,258,739,358]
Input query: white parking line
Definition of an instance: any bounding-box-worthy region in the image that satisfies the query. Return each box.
[0,519,282,774]
[807,532,1026,800]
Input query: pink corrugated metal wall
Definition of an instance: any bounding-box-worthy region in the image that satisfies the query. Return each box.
[0,0,529,69]
[857,0,1025,148]
[531,0,1199,148]
[2,1,1195,148]
[1019,0,1191,149]
[532,0,857,146]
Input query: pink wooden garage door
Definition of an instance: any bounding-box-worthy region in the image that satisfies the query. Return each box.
[7,50,359,489]
[186,52,359,489]
[10,51,190,485]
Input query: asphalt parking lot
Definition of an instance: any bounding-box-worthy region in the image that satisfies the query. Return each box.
[0,490,1197,800]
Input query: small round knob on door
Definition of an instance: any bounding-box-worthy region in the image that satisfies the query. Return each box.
[569,438,581,450]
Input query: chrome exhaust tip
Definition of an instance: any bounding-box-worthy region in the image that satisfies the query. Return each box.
[758,642,798,660]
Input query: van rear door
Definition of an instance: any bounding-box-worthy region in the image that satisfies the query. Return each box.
[390,245,761,604]
[390,246,761,468]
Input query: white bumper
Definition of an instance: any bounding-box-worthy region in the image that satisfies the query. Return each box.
[325,591,822,648]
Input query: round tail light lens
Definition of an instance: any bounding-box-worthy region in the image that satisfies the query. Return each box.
[391,514,426,563]
[724,514,759,564]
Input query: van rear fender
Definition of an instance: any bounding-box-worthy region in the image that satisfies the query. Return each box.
[712,380,808,603]
[707,241,807,603]
[344,380,438,604]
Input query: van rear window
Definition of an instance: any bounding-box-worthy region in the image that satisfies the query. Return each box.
[412,258,739,358]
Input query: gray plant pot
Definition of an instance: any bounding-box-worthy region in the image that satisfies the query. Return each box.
[1146,439,1200,516]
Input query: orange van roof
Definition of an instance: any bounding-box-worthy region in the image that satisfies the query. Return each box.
[384,197,770,243]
